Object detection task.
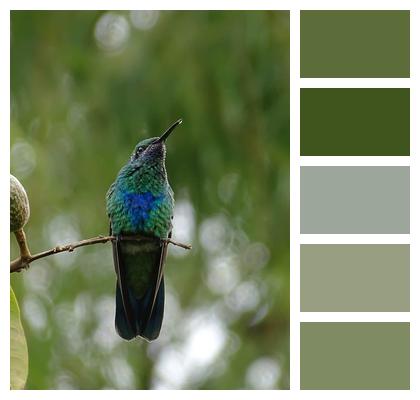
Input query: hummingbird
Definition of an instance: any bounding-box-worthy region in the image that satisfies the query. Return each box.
[106,119,182,341]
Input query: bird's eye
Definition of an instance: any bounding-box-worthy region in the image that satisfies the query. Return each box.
[131,146,146,161]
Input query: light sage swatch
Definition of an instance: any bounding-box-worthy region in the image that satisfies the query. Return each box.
[300,166,410,234]
[301,322,410,389]
[301,244,410,312]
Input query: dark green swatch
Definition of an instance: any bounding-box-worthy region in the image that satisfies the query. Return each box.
[300,88,410,156]
[300,11,410,77]
[300,322,410,389]
[301,244,410,312]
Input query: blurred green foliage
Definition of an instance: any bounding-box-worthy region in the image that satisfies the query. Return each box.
[10,286,29,389]
[11,11,289,389]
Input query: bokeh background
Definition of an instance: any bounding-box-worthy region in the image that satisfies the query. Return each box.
[10,11,290,389]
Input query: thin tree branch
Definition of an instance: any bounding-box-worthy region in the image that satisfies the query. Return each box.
[14,229,31,259]
[10,235,192,273]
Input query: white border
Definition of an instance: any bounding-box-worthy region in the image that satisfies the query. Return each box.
[289,8,300,391]
[3,0,418,11]
[1,0,418,397]
[0,2,10,397]
[301,156,411,166]
[409,4,418,392]
[301,78,411,88]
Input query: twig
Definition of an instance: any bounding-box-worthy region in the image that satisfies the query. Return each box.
[14,229,31,259]
[10,234,192,273]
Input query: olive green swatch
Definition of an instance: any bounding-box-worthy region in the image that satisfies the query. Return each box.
[300,322,410,389]
[301,166,410,234]
[300,88,410,156]
[301,244,410,312]
[300,11,410,77]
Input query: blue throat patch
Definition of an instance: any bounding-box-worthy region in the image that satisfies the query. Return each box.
[123,191,162,229]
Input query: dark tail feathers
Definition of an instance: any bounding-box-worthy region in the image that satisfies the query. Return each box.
[115,279,165,341]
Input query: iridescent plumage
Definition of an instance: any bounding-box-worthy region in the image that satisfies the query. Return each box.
[106,120,181,341]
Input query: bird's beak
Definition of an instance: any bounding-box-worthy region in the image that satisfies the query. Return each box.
[156,119,183,143]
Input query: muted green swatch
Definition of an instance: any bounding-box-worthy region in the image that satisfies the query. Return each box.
[301,244,410,312]
[300,322,410,389]
[301,166,410,234]
[300,11,410,77]
[300,88,410,156]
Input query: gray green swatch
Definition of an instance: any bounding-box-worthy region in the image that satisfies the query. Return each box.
[301,244,410,312]
[301,166,410,234]
[300,322,410,389]
[300,88,410,156]
[300,10,410,77]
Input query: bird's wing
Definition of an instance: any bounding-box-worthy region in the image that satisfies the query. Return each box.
[110,224,136,334]
[106,181,116,201]
[146,231,171,326]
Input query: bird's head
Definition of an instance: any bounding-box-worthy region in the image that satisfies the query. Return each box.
[129,119,182,168]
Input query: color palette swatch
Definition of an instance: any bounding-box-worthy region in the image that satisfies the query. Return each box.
[301,244,410,312]
[299,9,410,390]
[301,166,410,234]
[301,88,410,156]
[300,10,410,77]
[300,322,410,389]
